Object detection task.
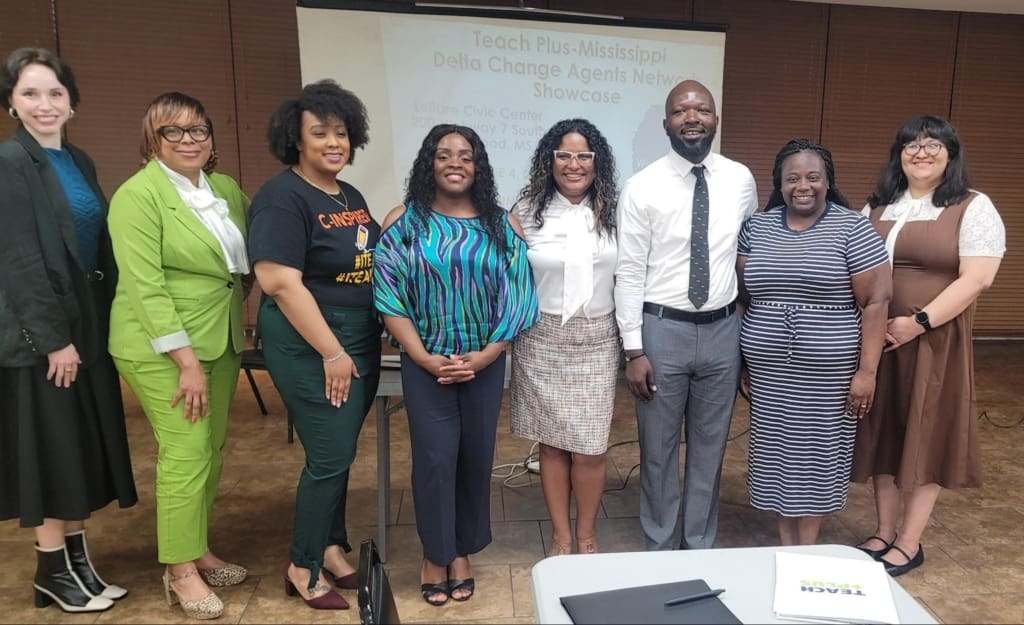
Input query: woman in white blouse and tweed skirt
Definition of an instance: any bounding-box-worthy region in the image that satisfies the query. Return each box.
[509,119,619,557]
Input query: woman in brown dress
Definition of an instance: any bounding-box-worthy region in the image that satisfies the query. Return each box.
[851,116,1005,577]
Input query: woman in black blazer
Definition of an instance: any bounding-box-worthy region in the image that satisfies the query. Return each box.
[0,48,136,614]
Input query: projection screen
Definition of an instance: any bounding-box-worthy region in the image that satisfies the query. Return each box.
[295,1,726,218]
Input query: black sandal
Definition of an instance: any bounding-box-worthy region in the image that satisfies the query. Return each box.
[420,581,450,606]
[447,556,475,601]
[447,577,475,602]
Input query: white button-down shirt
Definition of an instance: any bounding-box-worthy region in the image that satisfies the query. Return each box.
[615,150,757,349]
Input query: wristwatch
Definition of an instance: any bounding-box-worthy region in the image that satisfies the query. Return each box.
[623,351,647,363]
[914,310,932,332]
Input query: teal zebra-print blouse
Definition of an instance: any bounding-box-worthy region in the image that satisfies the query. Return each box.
[373,205,539,355]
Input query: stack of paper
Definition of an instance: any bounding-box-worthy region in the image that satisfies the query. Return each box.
[773,551,900,624]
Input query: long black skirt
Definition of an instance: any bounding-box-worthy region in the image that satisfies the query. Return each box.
[0,351,138,527]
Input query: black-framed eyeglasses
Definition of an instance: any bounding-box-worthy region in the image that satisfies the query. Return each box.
[158,125,212,142]
[553,150,595,164]
[902,141,944,156]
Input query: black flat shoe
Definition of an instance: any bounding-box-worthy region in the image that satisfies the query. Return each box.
[883,544,924,577]
[856,534,896,560]
[420,581,450,606]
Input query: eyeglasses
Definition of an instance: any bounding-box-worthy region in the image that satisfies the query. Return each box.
[158,125,212,142]
[553,150,595,164]
[902,141,944,156]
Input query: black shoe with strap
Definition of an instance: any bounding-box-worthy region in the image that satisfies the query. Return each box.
[883,544,924,577]
[856,534,896,560]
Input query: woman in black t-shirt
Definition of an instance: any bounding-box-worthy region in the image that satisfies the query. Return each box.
[247,80,381,611]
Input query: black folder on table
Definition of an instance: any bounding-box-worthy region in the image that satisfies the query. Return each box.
[559,578,741,624]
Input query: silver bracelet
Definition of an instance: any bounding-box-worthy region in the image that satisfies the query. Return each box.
[323,348,346,363]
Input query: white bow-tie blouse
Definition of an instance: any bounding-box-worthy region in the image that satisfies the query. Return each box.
[512,192,617,324]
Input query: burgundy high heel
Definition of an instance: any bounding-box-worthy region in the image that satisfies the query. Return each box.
[322,566,358,590]
[282,563,349,610]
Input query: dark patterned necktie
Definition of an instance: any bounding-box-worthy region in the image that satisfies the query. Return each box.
[689,165,710,309]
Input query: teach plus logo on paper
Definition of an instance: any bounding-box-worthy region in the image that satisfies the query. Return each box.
[798,578,867,596]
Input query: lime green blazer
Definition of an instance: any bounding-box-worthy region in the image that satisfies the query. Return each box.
[107,160,249,362]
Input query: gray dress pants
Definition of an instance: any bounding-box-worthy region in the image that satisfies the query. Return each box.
[636,311,741,550]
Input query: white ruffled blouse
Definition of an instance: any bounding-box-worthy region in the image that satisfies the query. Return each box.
[158,160,249,274]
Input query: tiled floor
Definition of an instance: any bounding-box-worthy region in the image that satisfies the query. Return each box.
[1,342,1022,624]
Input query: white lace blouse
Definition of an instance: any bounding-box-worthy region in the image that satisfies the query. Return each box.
[861,189,1005,265]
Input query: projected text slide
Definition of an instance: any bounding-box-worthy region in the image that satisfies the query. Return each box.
[297,7,724,217]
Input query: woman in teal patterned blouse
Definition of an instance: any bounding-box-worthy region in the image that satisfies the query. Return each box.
[373,124,538,607]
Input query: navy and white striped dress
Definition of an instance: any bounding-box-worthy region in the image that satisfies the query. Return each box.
[738,203,887,516]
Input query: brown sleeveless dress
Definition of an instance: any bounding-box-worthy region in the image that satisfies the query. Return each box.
[851,193,981,490]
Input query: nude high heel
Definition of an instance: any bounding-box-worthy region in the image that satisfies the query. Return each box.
[547,538,572,557]
[576,535,599,554]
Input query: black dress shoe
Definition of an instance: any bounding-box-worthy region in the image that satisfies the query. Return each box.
[856,535,895,560]
[883,544,924,577]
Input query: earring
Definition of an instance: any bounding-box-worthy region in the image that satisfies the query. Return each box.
[8,108,17,119]
[69,108,75,118]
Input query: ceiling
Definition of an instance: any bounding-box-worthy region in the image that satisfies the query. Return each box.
[790,0,1024,15]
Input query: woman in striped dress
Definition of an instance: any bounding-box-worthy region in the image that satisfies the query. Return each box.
[373,124,539,606]
[736,139,891,545]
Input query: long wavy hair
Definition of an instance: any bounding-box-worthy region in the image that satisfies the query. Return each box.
[404,123,506,253]
[514,118,617,238]
[764,138,850,211]
[867,115,971,209]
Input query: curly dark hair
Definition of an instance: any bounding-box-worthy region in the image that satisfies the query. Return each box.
[266,79,369,165]
[404,123,506,253]
[1,47,80,110]
[867,115,971,209]
[514,118,617,238]
[764,138,850,211]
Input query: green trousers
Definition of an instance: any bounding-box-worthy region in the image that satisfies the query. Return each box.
[257,299,381,589]
[114,347,240,563]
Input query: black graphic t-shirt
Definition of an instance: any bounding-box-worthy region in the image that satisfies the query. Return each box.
[248,169,381,308]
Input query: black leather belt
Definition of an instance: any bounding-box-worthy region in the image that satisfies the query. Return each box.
[643,301,736,324]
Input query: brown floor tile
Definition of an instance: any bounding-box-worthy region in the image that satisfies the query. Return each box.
[2,341,1021,622]
[915,591,1024,624]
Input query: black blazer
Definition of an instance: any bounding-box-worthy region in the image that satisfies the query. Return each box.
[0,126,117,367]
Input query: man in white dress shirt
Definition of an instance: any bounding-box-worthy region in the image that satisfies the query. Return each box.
[615,80,757,550]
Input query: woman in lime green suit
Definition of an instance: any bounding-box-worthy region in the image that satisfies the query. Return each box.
[108,92,249,620]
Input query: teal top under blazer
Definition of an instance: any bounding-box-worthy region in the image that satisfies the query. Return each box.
[108,159,249,363]
[0,127,116,367]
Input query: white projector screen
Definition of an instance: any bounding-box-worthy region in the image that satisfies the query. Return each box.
[295,2,725,219]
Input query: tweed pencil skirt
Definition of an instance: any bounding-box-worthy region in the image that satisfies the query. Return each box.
[510,312,618,455]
